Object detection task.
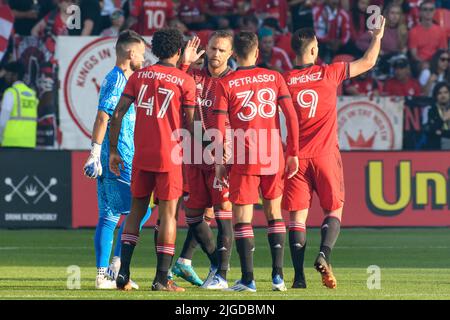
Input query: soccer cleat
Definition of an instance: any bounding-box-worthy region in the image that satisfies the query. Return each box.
[314,253,337,289]
[271,274,287,291]
[106,256,121,280]
[116,273,133,291]
[151,280,186,292]
[201,266,218,289]
[129,279,139,290]
[204,274,228,290]
[225,280,257,292]
[95,275,117,289]
[172,261,203,286]
[292,279,307,289]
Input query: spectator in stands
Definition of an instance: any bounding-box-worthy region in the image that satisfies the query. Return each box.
[408,0,447,67]
[69,0,102,36]
[289,0,314,31]
[31,0,76,37]
[424,81,450,149]
[312,0,351,63]
[0,62,39,148]
[262,17,295,60]
[127,0,175,35]
[251,0,289,30]
[381,3,408,55]
[99,0,120,32]
[203,0,244,30]
[384,0,420,28]
[343,71,383,96]
[349,0,371,57]
[257,27,293,73]
[9,0,55,36]
[420,49,450,96]
[100,9,125,37]
[384,56,422,96]
[178,0,211,30]
[240,14,259,33]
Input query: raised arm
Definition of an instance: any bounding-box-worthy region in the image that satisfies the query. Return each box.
[349,16,385,78]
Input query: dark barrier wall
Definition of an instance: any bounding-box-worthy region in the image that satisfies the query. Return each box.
[0,150,72,228]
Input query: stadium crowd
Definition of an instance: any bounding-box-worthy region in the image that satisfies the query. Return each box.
[0,0,449,149]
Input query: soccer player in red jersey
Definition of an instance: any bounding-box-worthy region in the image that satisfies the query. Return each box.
[282,18,386,289]
[127,0,175,36]
[176,31,235,290]
[109,28,197,292]
[213,31,300,292]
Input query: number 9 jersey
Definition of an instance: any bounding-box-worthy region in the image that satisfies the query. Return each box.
[283,62,349,158]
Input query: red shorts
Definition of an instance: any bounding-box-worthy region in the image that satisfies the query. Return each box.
[131,166,183,201]
[282,150,345,211]
[184,166,229,209]
[229,169,284,205]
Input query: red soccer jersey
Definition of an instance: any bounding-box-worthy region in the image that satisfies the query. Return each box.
[207,0,238,15]
[383,77,422,97]
[129,0,175,35]
[178,0,205,22]
[122,62,197,172]
[186,66,233,170]
[251,0,288,28]
[283,62,349,159]
[214,66,299,175]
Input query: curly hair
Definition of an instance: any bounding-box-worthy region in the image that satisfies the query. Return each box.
[151,28,184,60]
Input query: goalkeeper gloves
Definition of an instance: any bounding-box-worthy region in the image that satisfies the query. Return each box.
[84,142,103,179]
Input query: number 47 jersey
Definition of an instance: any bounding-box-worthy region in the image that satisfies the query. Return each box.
[283,62,349,159]
[122,62,196,172]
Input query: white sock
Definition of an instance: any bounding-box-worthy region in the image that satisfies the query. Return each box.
[177,257,192,266]
[97,267,107,276]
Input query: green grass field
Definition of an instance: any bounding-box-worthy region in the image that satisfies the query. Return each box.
[1,228,450,300]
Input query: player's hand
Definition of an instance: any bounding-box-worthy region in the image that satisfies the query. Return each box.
[83,143,103,179]
[215,164,229,188]
[181,36,205,65]
[369,15,385,39]
[109,149,123,177]
[285,156,299,179]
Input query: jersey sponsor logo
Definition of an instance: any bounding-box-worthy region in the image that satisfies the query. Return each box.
[198,97,212,108]
[63,37,157,138]
[338,101,395,150]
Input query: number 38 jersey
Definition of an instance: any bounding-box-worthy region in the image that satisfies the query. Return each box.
[283,62,349,159]
[214,66,298,176]
[122,62,196,172]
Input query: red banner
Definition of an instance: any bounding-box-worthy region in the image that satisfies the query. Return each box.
[72,151,450,227]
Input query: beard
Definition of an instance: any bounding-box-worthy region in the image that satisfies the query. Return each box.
[130,61,142,71]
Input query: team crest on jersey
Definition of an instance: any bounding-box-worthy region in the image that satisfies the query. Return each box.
[63,37,157,138]
[337,100,396,150]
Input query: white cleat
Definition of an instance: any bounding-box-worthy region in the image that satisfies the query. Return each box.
[106,256,121,280]
[200,266,218,289]
[95,275,117,289]
[204,274,228,290]
[225,280,257,292]
[129,279,139,290]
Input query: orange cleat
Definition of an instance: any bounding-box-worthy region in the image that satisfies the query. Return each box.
[152,279,186,292]
[314,253,337,289]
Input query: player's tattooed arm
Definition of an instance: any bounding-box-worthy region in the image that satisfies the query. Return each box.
[278,96,300,179]
[109,95,133,176]
[349,15,385,78]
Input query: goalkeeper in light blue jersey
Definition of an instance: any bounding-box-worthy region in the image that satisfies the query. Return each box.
[83,30,151,289]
